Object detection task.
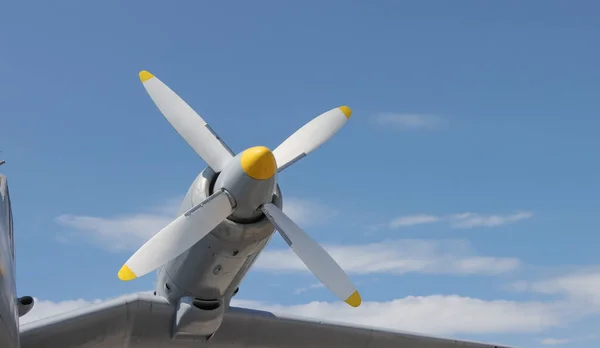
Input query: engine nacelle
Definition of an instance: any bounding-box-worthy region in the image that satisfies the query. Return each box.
[158,166,282,304]
[18,296,34,317]
[172,296,224,340]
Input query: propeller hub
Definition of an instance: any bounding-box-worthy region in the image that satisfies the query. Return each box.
[213,146,277,221]
[240,146,276,180]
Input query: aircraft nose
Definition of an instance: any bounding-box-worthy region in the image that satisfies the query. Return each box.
[240,146,277,180]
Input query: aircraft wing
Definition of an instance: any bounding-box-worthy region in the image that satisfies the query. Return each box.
[20,293,513,348]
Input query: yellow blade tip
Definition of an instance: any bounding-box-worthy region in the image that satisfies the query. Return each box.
[345,290,362,307]
[338,106,352,119]
[139,70,154,82]
[118,265,137,281]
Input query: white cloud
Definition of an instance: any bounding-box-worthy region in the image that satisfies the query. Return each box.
[541,338,570,345]
[387,212,533,229]
[21,298,103,325]
[21,294,564,337]
[389,214,441,228]
[447,212,533,229]
[282,198,337,226]
[244,296,564,336]
[254,239,520,275]
[293,283,325,294]
[55,213,172,251]
[504,269,600,346]
[372,113,446,130]
[515,270,600,308]
[55,196,334,251]
[20,291,155,325]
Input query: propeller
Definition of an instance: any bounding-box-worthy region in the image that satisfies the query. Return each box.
[139,71,233,172]
[261,203,361,307]
[118,189,234,281]
[119,70,361,307]
[273,106,351,172]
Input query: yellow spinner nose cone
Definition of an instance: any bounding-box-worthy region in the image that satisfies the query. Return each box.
[240,146,277,180]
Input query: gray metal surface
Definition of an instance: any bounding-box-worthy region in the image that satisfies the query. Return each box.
[17,297,34,317]
[172,296,224,339]
[20,293,513,348]
[214,151,277,222]
[0,174,18,348]
[158,167,282,305]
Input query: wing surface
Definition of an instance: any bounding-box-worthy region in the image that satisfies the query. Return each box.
[216,307,514,348]
[20,293,514,348]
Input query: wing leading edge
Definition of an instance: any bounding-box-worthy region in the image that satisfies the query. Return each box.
[20,293,514,348]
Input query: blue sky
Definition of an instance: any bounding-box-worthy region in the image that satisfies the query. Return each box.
[2,1,600,347]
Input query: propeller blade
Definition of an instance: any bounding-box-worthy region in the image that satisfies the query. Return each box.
[260,203,361,307]
[273,106,351,172]
[118,190,234,281]
[139,70,234,172]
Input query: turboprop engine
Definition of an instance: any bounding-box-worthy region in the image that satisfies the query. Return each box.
[118,70,362,309]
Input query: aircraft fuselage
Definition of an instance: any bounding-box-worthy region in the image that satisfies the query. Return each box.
[0,174,18,348]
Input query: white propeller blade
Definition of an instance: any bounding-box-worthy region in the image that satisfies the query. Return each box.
[139,70,233,172]
[273,106,351,172]
[118,190,234,281]
[261,203,361,307]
